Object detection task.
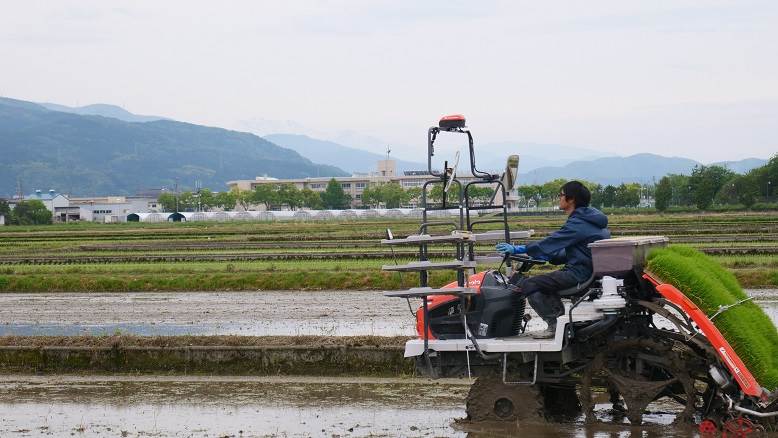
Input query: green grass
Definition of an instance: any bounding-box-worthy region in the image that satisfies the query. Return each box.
[715,255,778,269]
[0,270,462,292]
[0,259,396,274]
[647,245,778,391]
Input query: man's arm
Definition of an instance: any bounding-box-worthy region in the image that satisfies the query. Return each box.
[546,248,567,265]
[525,219,583,260]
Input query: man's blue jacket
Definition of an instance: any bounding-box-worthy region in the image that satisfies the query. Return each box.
[525,206,610,282]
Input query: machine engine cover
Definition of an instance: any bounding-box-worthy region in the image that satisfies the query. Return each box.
[439,114,466,129]
[420,271,526,339]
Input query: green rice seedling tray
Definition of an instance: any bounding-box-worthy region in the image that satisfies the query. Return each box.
[646,245,778,391]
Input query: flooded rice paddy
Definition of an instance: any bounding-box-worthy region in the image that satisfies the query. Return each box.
[0,291,413,337]
[0,289,776,337]
[0,375,702,437]
[0,290,775,436]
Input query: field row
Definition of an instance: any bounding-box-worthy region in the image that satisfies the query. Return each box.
[2,233,778,252]
[0,255,775,291]
[1,211,777,237]
[0,243,778,266]
[1,254,776,273]
[0,212,775,291]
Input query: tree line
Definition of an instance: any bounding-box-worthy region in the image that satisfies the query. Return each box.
[3,157,774,226]
[515,178,649,209]
[159,154,777,214]
[654,155,777,211]
[158,179,353,212]
[0,200,52,225]
[157,179,496,212]
[513,155,777,211]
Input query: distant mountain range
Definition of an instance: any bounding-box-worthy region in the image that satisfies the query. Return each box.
[477,141,609,172]
[0,97,346,196]
[262,134,766,185]
[39,102,167,123]
[710,158,769,174]
[519,153,767,185]
[264,134,426,173]
[2,96,769,196]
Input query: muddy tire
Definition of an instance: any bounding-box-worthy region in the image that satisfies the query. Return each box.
[465,374,544,422]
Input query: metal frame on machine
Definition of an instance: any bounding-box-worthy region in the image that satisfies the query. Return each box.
[383,115,519,377]
[424,122,513,280]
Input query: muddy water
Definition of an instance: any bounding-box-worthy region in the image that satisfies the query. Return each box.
[0,291,415,337]
[0,375,699,437]
[0,290,776,337]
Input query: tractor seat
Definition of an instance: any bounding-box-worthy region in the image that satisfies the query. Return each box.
[558,273,596,298]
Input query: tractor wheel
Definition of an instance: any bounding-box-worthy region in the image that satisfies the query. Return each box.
[465,374,543,422]
[464,374,580,422]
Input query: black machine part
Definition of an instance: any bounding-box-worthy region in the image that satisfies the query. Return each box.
[427,271,527,340]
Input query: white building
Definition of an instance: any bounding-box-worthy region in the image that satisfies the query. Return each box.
[70,195,160,222]
[24,190,70,213]
[6,190,161,223]
[12,190,76,222]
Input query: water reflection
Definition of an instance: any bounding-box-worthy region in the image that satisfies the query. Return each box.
[0,377,704,437]
[0,290,775,337]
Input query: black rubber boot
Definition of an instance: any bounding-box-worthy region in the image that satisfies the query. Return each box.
[531,319,556,339]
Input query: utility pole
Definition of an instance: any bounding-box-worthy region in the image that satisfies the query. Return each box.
[174,178,179,213]
[195,179,201,212]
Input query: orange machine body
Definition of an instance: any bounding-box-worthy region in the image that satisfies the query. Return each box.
[415,272,487,340]
[643,274,764,399]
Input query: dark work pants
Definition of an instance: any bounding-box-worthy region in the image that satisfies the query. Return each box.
[517,270,580,323]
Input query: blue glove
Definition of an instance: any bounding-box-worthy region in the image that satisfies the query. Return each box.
[495,243,527,254]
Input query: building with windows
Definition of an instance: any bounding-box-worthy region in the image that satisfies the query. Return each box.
[227,159,518,209]
[229,160,437,207]
[70,196,161,222]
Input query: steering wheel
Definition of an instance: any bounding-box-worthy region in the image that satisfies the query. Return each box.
[505,253,547,266]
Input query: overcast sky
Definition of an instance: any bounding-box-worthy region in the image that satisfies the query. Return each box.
[1,0,776,162]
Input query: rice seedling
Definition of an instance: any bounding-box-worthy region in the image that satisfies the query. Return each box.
[647,245,778,390]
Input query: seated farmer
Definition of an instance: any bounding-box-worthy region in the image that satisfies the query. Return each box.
[496,181,610,339]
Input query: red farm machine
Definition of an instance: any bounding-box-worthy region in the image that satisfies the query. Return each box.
[381,115,777,435]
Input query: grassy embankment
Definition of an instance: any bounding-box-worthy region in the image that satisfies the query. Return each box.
[0,335,415,376]
[0,212,776,292]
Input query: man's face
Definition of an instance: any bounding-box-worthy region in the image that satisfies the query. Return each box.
[559,192,574,212]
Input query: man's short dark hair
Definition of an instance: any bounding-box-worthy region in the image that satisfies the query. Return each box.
[561,181,590,208]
